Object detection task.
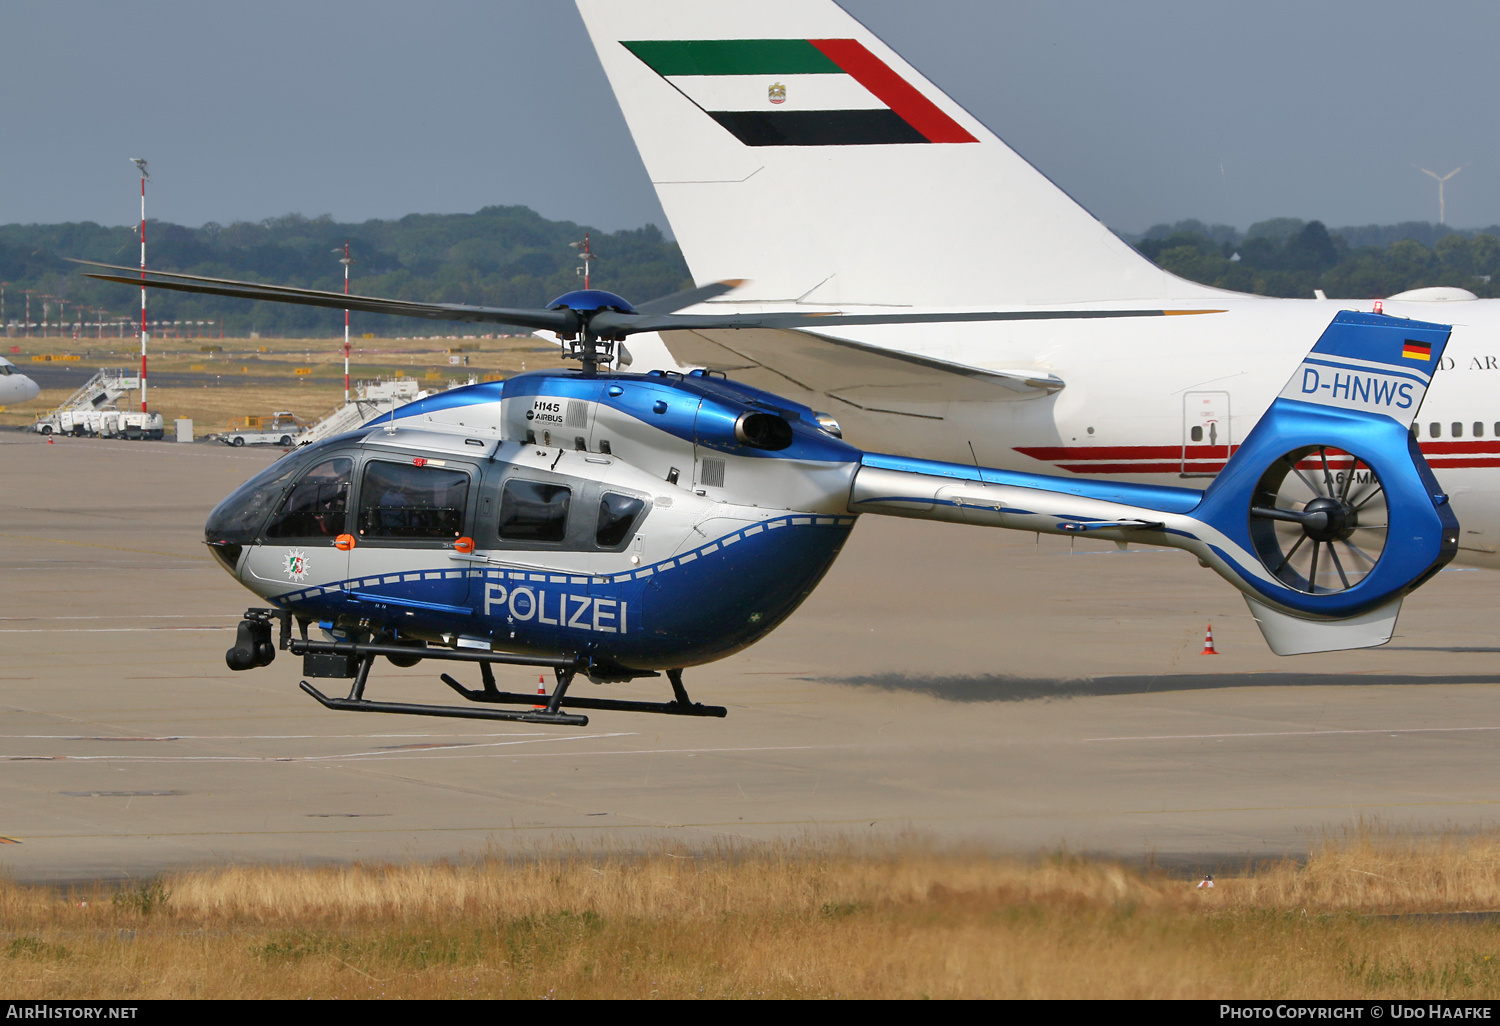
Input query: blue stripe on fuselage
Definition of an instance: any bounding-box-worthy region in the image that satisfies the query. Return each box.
[859,453,1204,514]
[271,514,857,669]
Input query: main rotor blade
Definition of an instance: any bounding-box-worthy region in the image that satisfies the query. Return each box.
[597,306,1226,336]
[76,258,1226,338]
[77,261,572,331]
[631,279,746,315]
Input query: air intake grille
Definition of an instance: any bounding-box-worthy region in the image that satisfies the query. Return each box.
[700,458,726,488]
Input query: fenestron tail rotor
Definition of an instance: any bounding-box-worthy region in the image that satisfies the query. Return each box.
[1249,446,1388,595]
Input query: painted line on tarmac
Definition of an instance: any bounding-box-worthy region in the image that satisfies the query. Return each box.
[0,614,240,621]
[388,743,821,762]
[0,741,817,765]
[0,732,632,763]
[1088,725,1500,742]
[0,816,903,844]
[0,732,554,740]
[0,627,229,633]
[0,531,203,559]
[1126,798,1500,815]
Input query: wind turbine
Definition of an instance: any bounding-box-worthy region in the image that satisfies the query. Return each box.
[1418,165,1465,225]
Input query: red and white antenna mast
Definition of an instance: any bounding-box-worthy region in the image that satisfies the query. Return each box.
[335,242,352,401]
[569,233,595,289]
[130,158,149,412]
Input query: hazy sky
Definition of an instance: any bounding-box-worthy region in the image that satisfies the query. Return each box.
[2,1,1495,234]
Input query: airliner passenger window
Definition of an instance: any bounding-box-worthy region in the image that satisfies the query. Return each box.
[1430,423,1442,438]
[1476,422,1485,438]
[358,460,469,539]
[596,493,645,548]
[265,458,352,538]
[498,481,570,542]
[1453,422,1464,438]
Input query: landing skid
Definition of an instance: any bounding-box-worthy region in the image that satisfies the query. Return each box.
[440,665,727,720]
[244,608,727,726]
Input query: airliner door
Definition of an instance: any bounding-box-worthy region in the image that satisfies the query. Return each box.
[1182,391,1231,478]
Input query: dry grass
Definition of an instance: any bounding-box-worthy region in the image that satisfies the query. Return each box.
[5,830,1500,999]
[0,334,557,432]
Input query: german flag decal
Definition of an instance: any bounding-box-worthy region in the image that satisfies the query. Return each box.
[1402,339,1433,361]
[622,39,978,147]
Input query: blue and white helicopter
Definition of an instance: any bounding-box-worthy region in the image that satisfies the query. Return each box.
[83,263,1459,726]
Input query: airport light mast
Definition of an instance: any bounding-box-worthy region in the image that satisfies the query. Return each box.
[335,242,352,401]
[570,234,595,289]
[131,158,149,411]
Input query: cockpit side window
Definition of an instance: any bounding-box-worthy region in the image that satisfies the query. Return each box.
[264,458,352,539]
[0,365,13,376]
[358,460,470,539]
[498,480,571,542]
[595,492,645,548]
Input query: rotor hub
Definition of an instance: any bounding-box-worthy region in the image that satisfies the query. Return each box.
[1299,495,1356,543]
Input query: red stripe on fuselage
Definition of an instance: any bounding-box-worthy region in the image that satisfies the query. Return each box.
[1018,442,1499,475]
[809,39,978,144]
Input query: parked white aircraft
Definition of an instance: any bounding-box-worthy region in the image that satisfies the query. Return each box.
[576,0,1500,571]
[0,357,41,405]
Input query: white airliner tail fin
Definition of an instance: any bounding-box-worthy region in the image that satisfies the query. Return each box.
[576,0,1223,308]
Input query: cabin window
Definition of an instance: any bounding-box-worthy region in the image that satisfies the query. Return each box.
[1430,422,1442,438]
[1453,422,1464,438]
[1189,426,1203,442]
[1412,422,1421,438]
[498,480,571,542]
[596,493,645,548]
[265,458,352,538]
[1476,422,1485,438]
[358,460,469,539]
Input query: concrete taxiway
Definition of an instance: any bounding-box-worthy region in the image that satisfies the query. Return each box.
[3,433,1500,882]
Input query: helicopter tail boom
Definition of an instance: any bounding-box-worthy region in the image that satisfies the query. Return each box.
[849,312,1459,654]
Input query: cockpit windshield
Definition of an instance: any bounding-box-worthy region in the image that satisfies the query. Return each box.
[204,448,322,545]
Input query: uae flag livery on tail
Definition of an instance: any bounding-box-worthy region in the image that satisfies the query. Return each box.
[621,38,979,147]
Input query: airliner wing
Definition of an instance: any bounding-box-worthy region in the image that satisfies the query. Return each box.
[659,327,1063,412]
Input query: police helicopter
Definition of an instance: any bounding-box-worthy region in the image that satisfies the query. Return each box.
[81,261,1460,726]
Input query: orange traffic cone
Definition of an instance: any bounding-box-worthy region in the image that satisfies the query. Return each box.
[46,436,53,444]
[1201,623,1218,655]
[534,674,547,709]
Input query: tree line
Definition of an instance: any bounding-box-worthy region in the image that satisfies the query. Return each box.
[1131,218,1500,299]
[2,206,1497,337]
[0,206,691,336]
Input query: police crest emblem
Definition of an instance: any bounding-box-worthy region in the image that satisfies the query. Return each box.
[768,82,786,105]
[283,548,310,582]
